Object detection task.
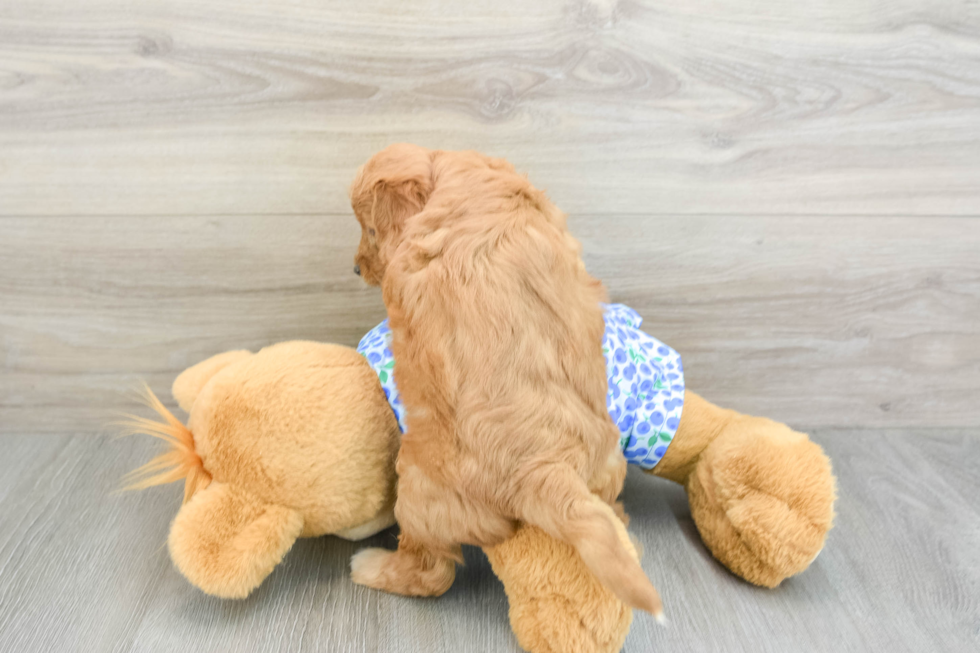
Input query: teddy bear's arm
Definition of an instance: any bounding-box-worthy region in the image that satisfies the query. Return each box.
[168,481,304,599]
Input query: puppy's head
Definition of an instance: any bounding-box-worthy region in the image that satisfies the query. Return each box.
[350,143,433,285]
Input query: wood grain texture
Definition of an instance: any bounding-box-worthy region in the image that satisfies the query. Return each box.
[623,428,980,653]
[2,215,978,434]
[1,430,978,652]
[2,0,979,433]
[0,0,979,216]
[2,2,979,651]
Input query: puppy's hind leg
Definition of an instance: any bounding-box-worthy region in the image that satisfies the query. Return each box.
[589,445,630,523]
[350,465,461,597]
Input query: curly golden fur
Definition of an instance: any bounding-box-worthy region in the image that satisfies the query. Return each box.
[348,144,663,617]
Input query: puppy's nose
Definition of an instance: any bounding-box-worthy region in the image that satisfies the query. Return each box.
[354,264,361,276]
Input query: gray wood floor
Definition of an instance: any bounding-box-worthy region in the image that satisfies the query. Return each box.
[0,430,978,652]
[2,0,979,651]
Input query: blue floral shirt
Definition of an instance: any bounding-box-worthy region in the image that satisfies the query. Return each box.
[357,303,684,470]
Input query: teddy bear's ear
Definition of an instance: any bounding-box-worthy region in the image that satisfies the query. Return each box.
[171,350,253,414]
[167,482,303,599]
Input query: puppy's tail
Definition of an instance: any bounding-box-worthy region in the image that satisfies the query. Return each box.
[117,384,212,504]
[517,464,664,621]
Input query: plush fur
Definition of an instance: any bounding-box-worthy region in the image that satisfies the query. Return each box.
[168,482,304,598]
[126,341,835,652]
[488,391,836,653]
[124,341,401,598]
[666,394,836,587]
[484,523,635,653]
[349,144,662,616]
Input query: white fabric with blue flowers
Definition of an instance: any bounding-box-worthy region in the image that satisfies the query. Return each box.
[600,303,685,469]
[356,303,684,470]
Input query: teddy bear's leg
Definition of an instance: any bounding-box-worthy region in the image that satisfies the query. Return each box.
[650,392,836,587]
[171,350,252,414]
[168,481,304,598]
[685,416,836,586]
[484,524,633,653]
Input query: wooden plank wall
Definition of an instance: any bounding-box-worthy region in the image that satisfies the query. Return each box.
[2,0,979,434]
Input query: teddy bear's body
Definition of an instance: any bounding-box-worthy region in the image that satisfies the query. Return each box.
[127,321,835,652]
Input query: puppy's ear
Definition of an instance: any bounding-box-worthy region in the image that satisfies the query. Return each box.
[367,143,433,237]
[371,177,430,237]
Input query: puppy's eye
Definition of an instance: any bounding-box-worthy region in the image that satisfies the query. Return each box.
[368,228,376,236]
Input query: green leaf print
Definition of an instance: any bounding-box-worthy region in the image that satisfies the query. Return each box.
[383,360,395,369]
[379,370,388,383]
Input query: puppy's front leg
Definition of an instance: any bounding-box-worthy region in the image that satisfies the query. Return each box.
[350,464,460,597]
[350,534,457,597]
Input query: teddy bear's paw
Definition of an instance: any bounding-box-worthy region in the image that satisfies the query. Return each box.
[350,546,456,596]
[687,418,836,587]
[510,593,632,653]
[485,525,634,653]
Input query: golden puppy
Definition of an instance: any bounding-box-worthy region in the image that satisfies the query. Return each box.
[348,144,662,618]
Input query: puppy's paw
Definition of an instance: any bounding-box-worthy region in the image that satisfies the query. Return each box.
[351,545,457,596]
[350,547,394,589]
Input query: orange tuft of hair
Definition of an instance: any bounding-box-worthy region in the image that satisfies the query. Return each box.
[118,384,211,504]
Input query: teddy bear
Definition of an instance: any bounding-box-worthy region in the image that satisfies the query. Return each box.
[125,313,835,653]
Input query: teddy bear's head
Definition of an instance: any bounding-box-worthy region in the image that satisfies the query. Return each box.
[130,341,401,598]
